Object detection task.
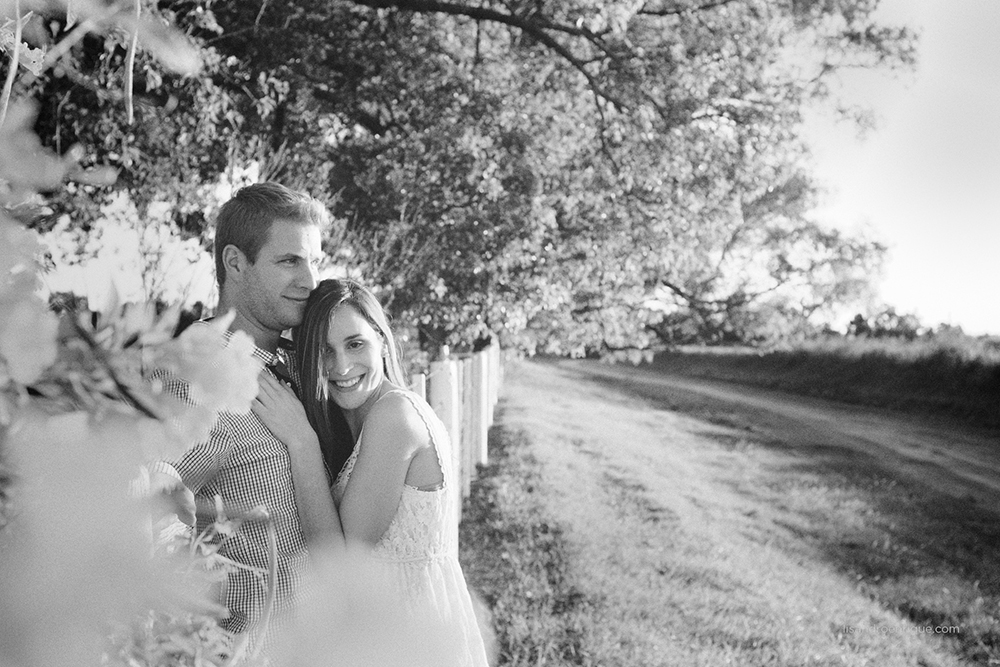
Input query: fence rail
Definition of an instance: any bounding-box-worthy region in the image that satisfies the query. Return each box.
[410,342,502,522]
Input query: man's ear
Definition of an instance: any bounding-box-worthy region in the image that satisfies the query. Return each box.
[221,244,246,284]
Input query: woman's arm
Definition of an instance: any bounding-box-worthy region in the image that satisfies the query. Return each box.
[338,392,429,546]
[253,373,345,552]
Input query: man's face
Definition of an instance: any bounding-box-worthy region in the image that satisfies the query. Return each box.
[239,218,323,335]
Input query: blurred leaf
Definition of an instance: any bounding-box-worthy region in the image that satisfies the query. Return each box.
[117,11,202,76]
[0,213,39,278]
[0,102,68,202]
[65,0,78,29]
[66,164,118,187]
[0,290,58,385]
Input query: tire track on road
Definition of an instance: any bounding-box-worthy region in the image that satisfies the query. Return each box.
[562,359,1000,515]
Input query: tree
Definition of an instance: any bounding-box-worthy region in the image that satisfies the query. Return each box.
[5,0,917,352]
[848,306,923,340]
[309,0,909,350]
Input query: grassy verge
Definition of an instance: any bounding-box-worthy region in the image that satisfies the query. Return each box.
[649,341,1000,429]
[459,422,593,665]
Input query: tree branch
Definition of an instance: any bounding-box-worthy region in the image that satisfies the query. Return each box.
[661,278,768,312]
[637,0,741,17]
[347,0,630,110]
[0,0,22,127]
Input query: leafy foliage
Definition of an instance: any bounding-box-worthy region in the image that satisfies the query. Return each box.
[4,0,916,354]
[0,4,267,665]
[2,12,468,666]
[0,231,261,667]
[0,210,265,665]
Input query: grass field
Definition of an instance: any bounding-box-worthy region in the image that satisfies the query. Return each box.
[460,359,1000,666]
[649,337,1000,430]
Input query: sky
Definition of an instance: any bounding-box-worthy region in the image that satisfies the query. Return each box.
[801,0,1000,336]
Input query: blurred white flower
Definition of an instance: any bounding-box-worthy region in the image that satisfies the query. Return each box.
[95,404,214,468]
[0,409,198,667]
[149,312,261,415]
[138,395,217,460]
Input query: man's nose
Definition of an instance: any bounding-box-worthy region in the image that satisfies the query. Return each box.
[301,261,319,290]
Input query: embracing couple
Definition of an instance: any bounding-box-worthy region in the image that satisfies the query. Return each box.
[154,183,490,665]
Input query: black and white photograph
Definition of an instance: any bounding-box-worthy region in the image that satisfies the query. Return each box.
[1,0,997,665]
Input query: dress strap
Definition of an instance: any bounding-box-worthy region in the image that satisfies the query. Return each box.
[389,389,448,487]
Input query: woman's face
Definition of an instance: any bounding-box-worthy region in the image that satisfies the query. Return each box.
[321,304,386,413]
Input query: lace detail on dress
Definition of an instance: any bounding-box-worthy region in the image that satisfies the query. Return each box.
[330,388,489,667]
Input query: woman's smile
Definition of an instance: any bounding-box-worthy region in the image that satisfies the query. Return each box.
[331,375,363,390]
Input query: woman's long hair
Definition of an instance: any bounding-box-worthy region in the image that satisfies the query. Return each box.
[293,279,407,480]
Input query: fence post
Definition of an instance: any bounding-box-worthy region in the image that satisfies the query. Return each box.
[460,356,475,499]
[489,342,501,421]
[452,359,464,519]
[472,350,489,466]
[425,341,504,521]
[428,354,460,519]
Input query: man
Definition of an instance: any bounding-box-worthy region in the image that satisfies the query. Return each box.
[154,182,328,654]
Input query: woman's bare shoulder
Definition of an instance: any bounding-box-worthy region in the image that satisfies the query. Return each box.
[363,390,430,452]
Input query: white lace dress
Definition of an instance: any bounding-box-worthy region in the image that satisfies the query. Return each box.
[333,389,490,667]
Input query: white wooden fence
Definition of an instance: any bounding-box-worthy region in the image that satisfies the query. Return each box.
[409,342,502,522]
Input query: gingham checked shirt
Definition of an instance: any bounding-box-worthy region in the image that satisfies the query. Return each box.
[153,332,310,647]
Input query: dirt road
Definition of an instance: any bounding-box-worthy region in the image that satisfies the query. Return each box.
[560,358,1000,515]
[472,357,1000,665]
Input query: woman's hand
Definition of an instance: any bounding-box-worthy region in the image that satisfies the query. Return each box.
[253,371,320,454]
[255,371,346,550]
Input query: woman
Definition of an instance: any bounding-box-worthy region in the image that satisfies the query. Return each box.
[252,278,490,666]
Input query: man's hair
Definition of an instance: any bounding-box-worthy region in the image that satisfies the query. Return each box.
[214,182,331,288]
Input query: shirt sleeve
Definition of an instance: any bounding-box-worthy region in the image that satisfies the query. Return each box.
[169,416,235,493]
[147,366,234,494]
